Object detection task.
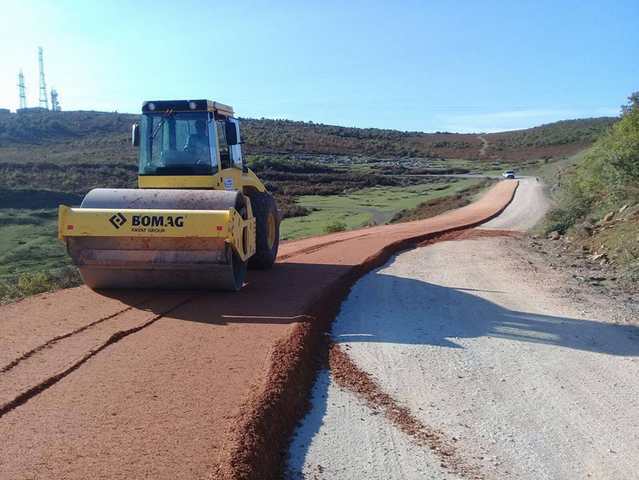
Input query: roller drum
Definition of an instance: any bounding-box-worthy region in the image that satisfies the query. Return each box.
[67,188,248,291]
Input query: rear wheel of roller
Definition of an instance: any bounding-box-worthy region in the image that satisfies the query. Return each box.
[248,191,280,270]
[228,195,249,291]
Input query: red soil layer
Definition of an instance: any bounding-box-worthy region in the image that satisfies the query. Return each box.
[0,181,517,480]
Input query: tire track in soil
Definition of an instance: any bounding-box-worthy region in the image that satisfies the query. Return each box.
[0,294,198,418]
[0,296,153,374]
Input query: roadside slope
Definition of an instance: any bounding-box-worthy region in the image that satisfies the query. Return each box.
[0,181,517,480]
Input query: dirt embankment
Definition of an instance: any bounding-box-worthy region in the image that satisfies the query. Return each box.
[0,181,517,480]
[390,180,496,224]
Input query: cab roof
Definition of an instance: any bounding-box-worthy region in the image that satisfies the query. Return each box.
[141,100,234,117]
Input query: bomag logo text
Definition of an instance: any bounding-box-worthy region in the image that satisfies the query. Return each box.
[131,215,185,227]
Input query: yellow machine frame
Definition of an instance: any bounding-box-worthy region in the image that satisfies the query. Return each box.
[137,167,266,193]
[59,200,256,261]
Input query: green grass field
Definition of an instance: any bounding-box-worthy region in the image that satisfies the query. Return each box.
[0,209,70,278]
[0,209,80,303]
[280,178,483,240]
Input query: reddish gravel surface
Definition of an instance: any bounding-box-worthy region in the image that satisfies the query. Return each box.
[0,181,517,480]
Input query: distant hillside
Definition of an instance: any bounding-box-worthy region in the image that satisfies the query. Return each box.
[240,118,481,158]
[0,110,617,165]
[483,117,617,160]
[0,110,135,145]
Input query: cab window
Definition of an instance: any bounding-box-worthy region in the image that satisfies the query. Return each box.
[139,112,217,175]
[216,119,231,169]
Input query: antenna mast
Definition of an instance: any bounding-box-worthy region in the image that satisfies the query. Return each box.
[38,47,49,110]
[18,70,27,109]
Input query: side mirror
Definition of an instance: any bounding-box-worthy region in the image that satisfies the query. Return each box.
[225,119,240,145]
[131,123,140,147]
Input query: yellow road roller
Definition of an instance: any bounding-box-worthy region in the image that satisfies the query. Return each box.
[58,99,279,291]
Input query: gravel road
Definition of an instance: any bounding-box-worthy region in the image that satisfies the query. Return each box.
[0,183,517,479]
[481,177,548,230]
[288,179,639,479]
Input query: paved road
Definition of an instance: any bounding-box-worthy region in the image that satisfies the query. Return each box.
[288,179,639,479]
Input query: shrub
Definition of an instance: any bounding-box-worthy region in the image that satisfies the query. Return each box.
[1,267,81,304]
[545,205,587,234]
[547,92,638,234]
[324,220,347,233]
[17,272,52,296]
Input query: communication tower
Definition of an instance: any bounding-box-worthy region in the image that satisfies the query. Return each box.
[18,70,27,109]
[51,89,61,111]
[38,47,49,110]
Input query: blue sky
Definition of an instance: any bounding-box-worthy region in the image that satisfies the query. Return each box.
[0,0,637,132]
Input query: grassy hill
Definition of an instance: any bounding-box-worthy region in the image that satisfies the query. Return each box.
[0,110,616,164]
[483,117,616,160]
[0,109,616,208]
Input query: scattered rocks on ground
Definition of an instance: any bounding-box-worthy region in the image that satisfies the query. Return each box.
[577,221,595,236]
[525,233,637,316]
[547,231,561,240]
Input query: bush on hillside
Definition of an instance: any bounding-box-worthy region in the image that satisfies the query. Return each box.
[570,96,637,209]
[324,220,347,233]
[546,92,638,233]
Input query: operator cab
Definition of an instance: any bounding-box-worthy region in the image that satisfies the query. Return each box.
[132,99,244,177]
